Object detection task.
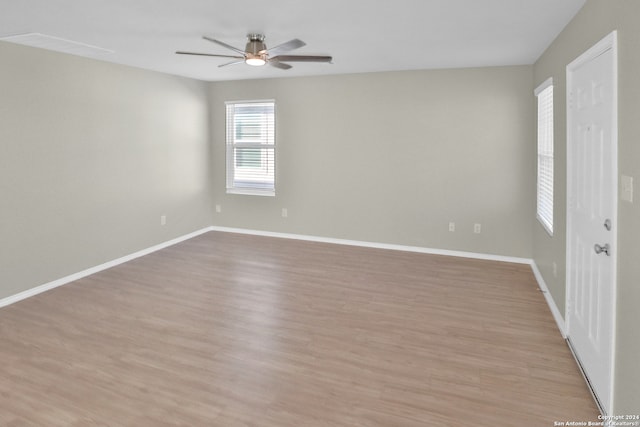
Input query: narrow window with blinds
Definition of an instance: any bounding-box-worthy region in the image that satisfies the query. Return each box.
[226,100,275,196]
[535,78,554,235]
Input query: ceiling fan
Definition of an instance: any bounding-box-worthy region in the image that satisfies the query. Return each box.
[176,34,332,70]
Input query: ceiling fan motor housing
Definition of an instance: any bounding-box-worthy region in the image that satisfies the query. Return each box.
[246,34,267,55]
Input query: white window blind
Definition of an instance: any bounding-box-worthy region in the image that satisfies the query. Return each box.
[226,101,275,196]
[535,79,554,235]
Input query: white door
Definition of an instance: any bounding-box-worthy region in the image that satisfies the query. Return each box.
[566,32,617,414]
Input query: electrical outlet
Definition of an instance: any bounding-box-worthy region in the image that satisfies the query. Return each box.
[215,204,222,213]
[474,223,481,234]
[282,208,288,218]
[160,215,167,226]
[449,222,455,232]
[552,262,558,278]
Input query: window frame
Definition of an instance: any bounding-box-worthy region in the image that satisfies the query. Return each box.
[225,100,276,197]
[535,78,554,236]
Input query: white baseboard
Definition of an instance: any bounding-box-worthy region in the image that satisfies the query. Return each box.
[1,225,544,313]
[208,225,532,265]
[210,227,570,340]
[530,260,566,337]
[0,227,212,309]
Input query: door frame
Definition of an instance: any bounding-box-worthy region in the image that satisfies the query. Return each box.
[565,30,618,415]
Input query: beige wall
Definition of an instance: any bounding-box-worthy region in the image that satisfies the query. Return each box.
[209,66,535,258]
[533,0,640,413]
[8,6,637,412]
[0,41,212,299]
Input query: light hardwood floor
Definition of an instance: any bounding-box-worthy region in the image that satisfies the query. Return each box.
[0,231,599,426]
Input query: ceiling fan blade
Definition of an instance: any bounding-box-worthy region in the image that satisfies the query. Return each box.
[176,51,244,59]
[218,60,246,68]
[202,36,246,55]
[270,55,332,63]
[268,60,292,70]
[265,39,305,56]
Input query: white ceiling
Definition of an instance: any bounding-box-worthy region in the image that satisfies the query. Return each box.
[0,0,586,82]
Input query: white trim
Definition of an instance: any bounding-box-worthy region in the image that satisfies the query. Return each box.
[567,32,617,71]
[0,227,212,309]
[226,188,275,197]
[534,77,553,96]
[530,261,566,338]
[226,100,276,196]
[535,81,554,236]
[212,226,572,340]
[1,224,544,321]
[565,30,618,415]
[566,337,608,417]
[609,31,619,417]
[208,225,532,264]
[225,98,276,106]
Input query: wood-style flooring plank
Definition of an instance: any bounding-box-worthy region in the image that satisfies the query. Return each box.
[0,231,599,425]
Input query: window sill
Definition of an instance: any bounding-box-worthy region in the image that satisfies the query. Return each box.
[537,215,554,237]
[227,188,275,197]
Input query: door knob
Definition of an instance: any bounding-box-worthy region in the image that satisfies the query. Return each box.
[594,243,610,256]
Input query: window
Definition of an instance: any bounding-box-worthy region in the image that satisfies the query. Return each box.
[535,78,554,235]
[226,100,275,196]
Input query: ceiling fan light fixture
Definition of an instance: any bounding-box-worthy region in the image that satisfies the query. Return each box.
[245,54,266,66]
[178,34,331,71]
